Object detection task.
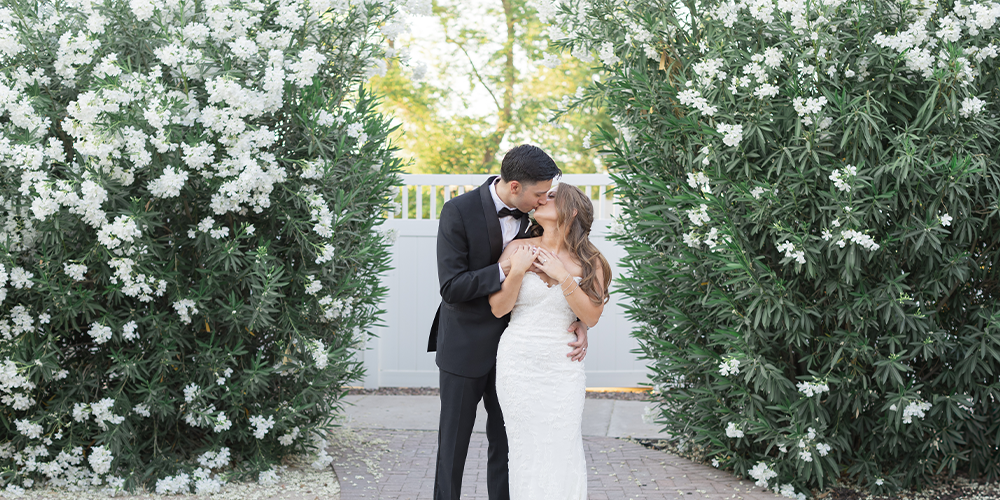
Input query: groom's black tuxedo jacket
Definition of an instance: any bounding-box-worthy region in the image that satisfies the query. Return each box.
[428,176,532,378]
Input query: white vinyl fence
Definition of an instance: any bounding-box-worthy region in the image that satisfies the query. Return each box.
[360,174,648,388]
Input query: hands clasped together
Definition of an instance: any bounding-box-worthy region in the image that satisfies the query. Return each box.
[508,246,579,296]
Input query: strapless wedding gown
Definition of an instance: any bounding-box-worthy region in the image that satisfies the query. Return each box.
[495,272,586,500]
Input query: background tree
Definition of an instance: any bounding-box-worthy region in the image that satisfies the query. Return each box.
[373,0,610,174]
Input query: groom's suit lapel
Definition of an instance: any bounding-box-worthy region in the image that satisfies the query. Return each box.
[480,176,503,264]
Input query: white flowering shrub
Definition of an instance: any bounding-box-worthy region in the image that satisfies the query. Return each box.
[540,0,1000,494]
[0,0,407,492]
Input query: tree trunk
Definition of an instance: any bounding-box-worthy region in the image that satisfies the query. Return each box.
[482,0,516,170]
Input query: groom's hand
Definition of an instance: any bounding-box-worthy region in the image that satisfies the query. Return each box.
[567,321,589,362]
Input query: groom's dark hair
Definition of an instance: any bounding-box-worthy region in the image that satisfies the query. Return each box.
[500,144,561,185]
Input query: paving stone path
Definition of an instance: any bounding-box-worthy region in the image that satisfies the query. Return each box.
[330,429,778,500]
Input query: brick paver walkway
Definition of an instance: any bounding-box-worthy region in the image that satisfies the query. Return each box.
[330,430,777,500]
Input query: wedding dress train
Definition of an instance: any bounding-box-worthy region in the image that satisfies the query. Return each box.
[495,272,586,500]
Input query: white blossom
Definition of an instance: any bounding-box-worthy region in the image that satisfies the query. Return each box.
[316,244,335,264]
[91,397,126,430]
[793,95,828,126]
[305,276,322,295]
[133,403,150,417]
[184,383,200,403]
[88,322,113,344]
[686,204,710,226]
[63,263,88,281]
[10,267,33,289]
[129,0,156,21]
[960,96,986,117]
[829,165,857,192]
[686,172,711,193]
[718,358,740,376]
[754,83,780,99]
[598,42,620,66]
[88,445,113,474]
[837,229,881,251]
[716,123,743,147]
[714,0,739,27]
[677,89,718,115]
[776,240,806,265]
[288,46,326,87]
[683,232,701,248]
[763,47,783,68]
[213,412,232,433]
[797,380,830,397]
[148,167,189,198]
[198,448,231,469]
[725,421,744,438]
[122,321,138,341]
[310,339,329,369]
[693,58,727,86]
[310,434,333,469]
[173,299,199,324]
[258,468,280,485]
[156,472,191,494]
[901,399,932,423]
[278,426,300,446]
[748,461,777,488]
[249,414,275,439]
[15,419,42,439]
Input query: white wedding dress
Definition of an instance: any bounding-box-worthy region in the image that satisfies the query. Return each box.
[496,272,586,500]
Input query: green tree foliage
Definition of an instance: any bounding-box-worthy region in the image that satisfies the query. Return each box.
[545,0,1000,495]
[0,0,402,493]
[373,0,611,174]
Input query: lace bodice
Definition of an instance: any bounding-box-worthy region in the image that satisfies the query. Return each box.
[506,272,580,334]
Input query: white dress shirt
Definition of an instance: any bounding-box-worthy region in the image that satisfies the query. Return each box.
[490,179,526,282]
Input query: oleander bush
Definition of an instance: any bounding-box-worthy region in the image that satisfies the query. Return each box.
[0,0,412,494]
[539,0,1000,496]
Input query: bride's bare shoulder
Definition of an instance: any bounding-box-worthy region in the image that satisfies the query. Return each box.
[500,237,540,257]
[508,237,540,249]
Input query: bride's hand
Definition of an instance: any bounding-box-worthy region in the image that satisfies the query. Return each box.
[509,245,537,275]
[534,248,569,283]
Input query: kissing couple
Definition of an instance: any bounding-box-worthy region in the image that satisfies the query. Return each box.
[428,144,612,500]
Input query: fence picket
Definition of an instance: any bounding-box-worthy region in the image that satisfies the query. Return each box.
[389,174,616,221]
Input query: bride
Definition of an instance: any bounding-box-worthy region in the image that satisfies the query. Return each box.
[488,182,612,499]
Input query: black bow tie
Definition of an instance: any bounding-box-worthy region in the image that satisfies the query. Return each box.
[497,207,525,219]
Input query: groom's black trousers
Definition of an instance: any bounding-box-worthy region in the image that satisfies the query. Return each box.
[434,366,510,500]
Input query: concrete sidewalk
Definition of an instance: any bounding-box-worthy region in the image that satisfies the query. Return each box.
[341,395,667,439]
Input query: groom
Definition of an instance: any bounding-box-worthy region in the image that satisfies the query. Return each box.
[428,144,589,500]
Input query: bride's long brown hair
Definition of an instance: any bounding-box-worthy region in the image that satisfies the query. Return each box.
[531,183,612,304]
